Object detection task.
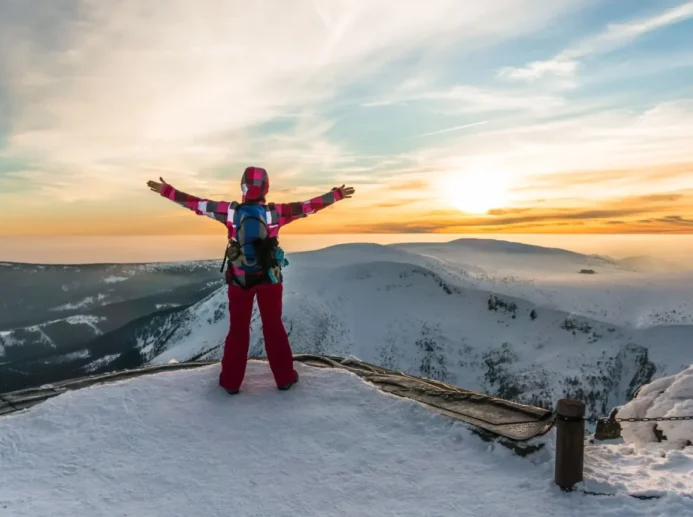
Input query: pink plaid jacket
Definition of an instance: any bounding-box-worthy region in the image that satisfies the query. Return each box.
[160,176,344,286]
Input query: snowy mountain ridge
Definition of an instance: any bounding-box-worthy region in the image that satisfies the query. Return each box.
[141,240,693,416]
[3,238,692,417]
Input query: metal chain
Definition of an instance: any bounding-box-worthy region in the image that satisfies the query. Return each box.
[614,415,693,422]
[584,414,693,424]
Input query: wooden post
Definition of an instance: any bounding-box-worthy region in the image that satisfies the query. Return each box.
[555,399,585,491]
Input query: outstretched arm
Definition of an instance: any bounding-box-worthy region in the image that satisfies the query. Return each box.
[272,185,355,227]
[147,177,235,226]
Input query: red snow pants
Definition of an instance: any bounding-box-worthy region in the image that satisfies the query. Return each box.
[219,282,295,392]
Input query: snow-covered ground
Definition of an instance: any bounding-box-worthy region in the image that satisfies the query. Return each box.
[1,362,691,516]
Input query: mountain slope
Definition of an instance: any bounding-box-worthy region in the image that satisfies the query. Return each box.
[4,239,693,415]
[0,260,222,331]
[0,261,223,391]
[151,243,693,416]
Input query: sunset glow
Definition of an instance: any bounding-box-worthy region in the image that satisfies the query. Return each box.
[1,1,693,237]
[442,172,511,215]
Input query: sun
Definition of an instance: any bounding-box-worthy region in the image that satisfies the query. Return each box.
[442,171,510,214]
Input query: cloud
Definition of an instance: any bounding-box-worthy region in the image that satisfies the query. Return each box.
[0,0,586,203]
[3,1,693,237]
[476,190,693,230]
[636,193,686,203]
[487,207,534,216]
[364,85,567,115]
[386,180,430,191]
[519,162,693,194]
[409,100,693,194]
[565,1,693,59]
[497,59,579,84]
[344,222,448,233]
[372,200,416,209]
[500,1,693,83]
[411,121,488,139]
[344,188,693,234]
[656,215,693,226]
[473,208,649,226]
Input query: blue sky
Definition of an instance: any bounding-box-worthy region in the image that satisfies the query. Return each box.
[1,0,692,235]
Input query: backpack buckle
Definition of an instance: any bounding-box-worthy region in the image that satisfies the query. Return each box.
[226,240,242,262]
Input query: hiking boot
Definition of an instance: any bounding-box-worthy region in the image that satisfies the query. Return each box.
[278,371,299,391]
[220,372,239,395]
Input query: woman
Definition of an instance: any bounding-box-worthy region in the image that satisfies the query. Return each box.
[147,167,355,394]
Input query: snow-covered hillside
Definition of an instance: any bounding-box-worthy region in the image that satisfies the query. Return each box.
[1,362,691,516]
[0,261,223,391]
[4,239,692,417]
[0,260,221,330]
[145,240,693,417]
[392,239,693,328]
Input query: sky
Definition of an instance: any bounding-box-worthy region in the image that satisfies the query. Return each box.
[1,0,693,237]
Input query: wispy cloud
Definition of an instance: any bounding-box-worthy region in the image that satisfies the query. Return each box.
[518,162,693,193]
[499,1,693,84]
[497,59,579,86]
[658,215,693,226]
[0,0,584,203]
[406,100,693,187]
[410,121,488,139]
[2,1,693,236]
[344,189,693,234]
[364,85,567,115]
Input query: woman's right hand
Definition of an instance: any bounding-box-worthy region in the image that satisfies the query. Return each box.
[147,177,169,194]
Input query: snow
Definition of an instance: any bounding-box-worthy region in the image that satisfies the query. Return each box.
[0,315,105,357]
[584,441,693,498]
[1,362,691,516]
[55,350,91,362]
[64,315,106,334]
[0,331,22,357]
[83,354,122,373]
[103,275,129,284]
[149,241,693,418]
[391,240,693,328]
[52,294,108,311]
[155,303,182,310]
[22,326,56,348]
[617,365,693,447]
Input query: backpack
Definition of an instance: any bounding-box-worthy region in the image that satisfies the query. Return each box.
[220,204,286,284]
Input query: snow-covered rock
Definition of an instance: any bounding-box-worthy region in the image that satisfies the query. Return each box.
[618,365,693,447]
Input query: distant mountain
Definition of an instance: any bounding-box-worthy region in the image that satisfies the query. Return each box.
[619,255,686,273]
[447,238,587,257]
[0,261,224,391]
[148,251,693,416]
[3,240,693,420]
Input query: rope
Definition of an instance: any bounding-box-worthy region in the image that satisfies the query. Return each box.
[370,378,555,430]
[578,489,692,501]
[0,393,19,411]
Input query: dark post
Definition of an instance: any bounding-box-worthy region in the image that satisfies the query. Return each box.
[555,399,585,491]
